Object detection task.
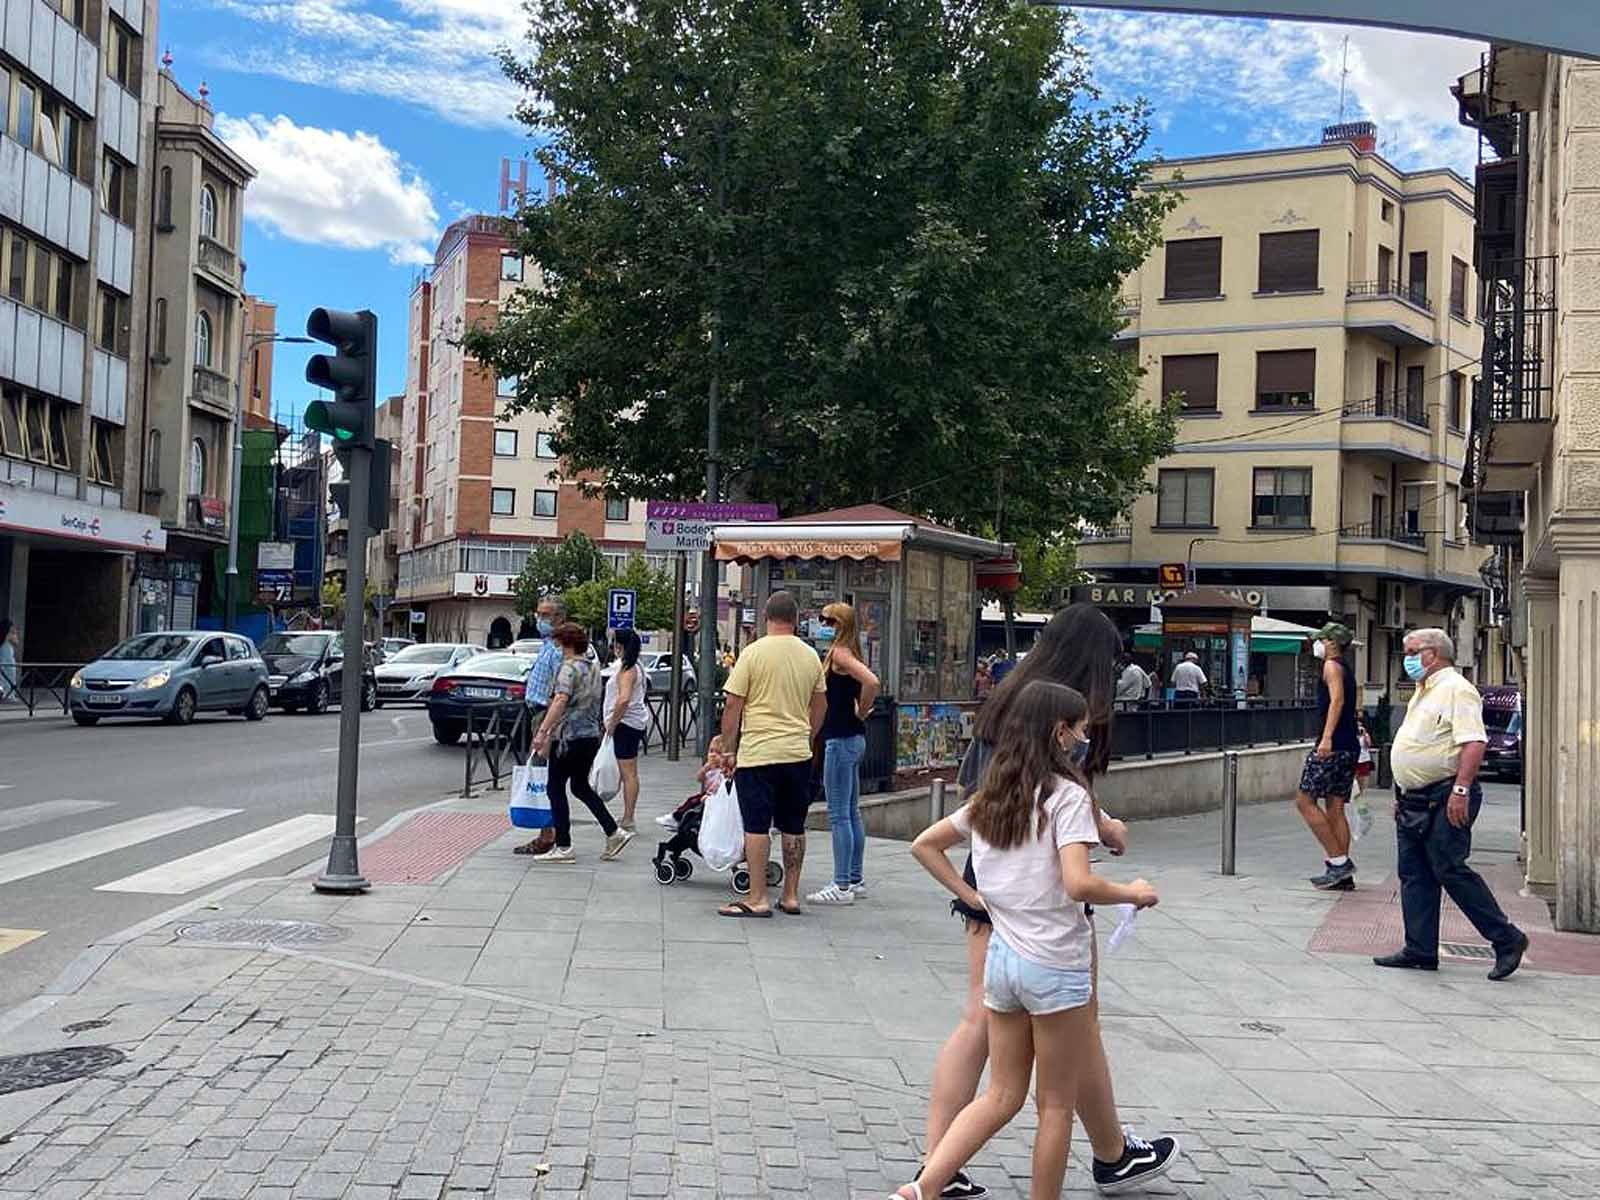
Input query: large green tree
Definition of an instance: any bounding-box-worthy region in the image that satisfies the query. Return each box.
[467,0,1177,541]
[509,532,609,619]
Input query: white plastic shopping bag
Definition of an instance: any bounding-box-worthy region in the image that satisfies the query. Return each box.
[700,780,745,871]
[509,762,552,829]
[1105,903,1139,953]
[1349,781,1374,842]
[589,736,622,799]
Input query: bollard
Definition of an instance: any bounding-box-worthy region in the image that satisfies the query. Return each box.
[930,778,947,826]
[1221,750,1239,875]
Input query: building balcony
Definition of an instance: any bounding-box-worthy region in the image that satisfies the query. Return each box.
[1341,392,1432,462]
[1469,491,1525,547]
[1473,255,1555,492]
[1344,281,1434,347]
[197,236,241,290]
[1080,523,1132,543]
[185,495,228,538]
[1338,524,1428,575]
[189,365,234,418]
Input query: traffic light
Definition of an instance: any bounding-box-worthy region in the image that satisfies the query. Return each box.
[304,308,376,449]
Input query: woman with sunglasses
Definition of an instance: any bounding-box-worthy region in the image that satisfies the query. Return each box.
[807,602,881,905]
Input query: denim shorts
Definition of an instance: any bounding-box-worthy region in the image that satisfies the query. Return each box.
[983,933,1093,1016]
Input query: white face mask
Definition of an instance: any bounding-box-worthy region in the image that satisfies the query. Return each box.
[1313,640,1327,660]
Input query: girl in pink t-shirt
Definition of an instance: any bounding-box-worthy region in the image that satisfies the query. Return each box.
[897,681,1160,1200]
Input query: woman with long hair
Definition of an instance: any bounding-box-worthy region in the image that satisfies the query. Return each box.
[920,604,1178,1199]
[603,627,649,831]
[896,682,1159,1200]
[807,602,881,906]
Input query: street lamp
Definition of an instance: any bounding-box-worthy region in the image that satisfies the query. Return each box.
[225,332,314,631]
[1187,536,1205,593]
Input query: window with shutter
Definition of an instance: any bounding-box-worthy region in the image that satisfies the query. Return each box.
[1156,469,1214,528]
[1257,230,1319,293]
[1449,373,1465,430]
[1408,251,1429,307]
[1450,258,1468,318]
[1161,354,1219,412]
[1163,238,1222,300]
[1255,349,1316,410]
[1252,468,1312,528]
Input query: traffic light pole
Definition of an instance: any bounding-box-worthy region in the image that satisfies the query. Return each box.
[316,440,372,895]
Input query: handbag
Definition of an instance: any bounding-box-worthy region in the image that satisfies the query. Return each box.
[589,735,622,799]
[509,762,553,829]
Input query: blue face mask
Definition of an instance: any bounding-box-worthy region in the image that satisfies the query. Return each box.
[537,619,554,637]
[1403,653,1426,681]
[1067,736,1090,768]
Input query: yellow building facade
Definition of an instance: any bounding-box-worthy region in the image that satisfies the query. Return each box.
[1079,126,1504,706]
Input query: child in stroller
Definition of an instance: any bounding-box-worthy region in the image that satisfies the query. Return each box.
[653,737,784,895]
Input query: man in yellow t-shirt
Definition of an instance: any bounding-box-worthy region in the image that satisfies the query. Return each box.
[718,590,826,918]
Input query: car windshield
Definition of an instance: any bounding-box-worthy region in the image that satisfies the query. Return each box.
[104,634,198,661]
[259,633,332,656]
[452,655,528,679]
[1485,706,1521,734]
[389,644,456,664]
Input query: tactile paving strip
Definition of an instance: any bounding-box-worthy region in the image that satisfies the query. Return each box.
[357,810,510,883]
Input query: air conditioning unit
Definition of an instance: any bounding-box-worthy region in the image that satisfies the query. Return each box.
[1378,581,1407,629]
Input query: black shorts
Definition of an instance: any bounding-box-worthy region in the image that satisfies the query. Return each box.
[612,723,645,760]
[1299,749,1358,801]
[734,760,814,836]
[951,855,991,927]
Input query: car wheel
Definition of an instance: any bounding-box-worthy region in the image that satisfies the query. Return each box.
[432,722,462,746]
[309,680,330,715]
[166,688,197,725]
[360,679,377,712]
[245,686,270,721]
[72,712,100,727]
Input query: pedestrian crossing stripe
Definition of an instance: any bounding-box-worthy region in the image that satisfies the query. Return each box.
[96,814,338,895]
[0,798,116,834]
[0,929,45,956]
[0,807,241,887]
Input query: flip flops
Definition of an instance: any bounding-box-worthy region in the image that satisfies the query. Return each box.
[718,902,772,919]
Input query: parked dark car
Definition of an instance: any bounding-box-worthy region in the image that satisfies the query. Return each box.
[1482,686,1523,782]
[69,632,270,726]
[259,631,377,714]
[425,653,530,746]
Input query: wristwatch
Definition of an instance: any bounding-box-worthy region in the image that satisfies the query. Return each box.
[1451,784,1470,797]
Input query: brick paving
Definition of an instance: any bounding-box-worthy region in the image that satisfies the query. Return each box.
[3,756,1598,1198]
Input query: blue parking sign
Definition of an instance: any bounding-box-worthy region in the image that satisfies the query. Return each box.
[608,588,637,630]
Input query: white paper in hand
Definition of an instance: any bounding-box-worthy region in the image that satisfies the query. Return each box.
[1105,903,1139,953]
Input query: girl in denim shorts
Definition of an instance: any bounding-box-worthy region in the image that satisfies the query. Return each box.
[896,681,1160,1200]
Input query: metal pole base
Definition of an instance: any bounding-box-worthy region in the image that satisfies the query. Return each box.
[314,835,370,894]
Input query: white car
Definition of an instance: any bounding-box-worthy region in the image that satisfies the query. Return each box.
[373,643,485,703]
[638,651,696,693]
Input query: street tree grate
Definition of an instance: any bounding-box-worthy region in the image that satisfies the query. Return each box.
[175,918,348,947]
[0,1046,126,1096]
[1439,941,1494,959]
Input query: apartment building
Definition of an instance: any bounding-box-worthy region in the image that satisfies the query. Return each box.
[394,214,651,647]
[1078,123,1496,702]
[241,293,275,430]
[0,0,166,660]
[129,67,255,632]
[367,394,404,635]
[1455,49,1600,932]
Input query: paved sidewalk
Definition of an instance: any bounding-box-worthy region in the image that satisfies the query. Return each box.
[3,754,1599,1199]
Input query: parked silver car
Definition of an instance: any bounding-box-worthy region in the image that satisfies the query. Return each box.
[373,642,485,703]
[639,651,696,694]
[69,632,270,726]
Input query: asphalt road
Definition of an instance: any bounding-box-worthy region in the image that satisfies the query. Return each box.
[0,703,469,1013]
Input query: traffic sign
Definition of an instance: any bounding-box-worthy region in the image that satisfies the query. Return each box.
[1158,562,1188,589]
[257,542,294,571]
[644,500,778,553]
[608,588,637,630]
[256,569,294,603]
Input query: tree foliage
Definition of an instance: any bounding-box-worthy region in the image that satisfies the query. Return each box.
[565,555,680,635]
[510,532,608,619]
[466,0,1178,542]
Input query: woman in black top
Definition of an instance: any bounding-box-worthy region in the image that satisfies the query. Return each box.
[806,602,880,906]
[1297,621,1363,890]
[921,604,1179,1198]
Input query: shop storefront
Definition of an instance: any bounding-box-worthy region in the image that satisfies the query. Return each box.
[131,554,205,633]
[714,505,1003,774]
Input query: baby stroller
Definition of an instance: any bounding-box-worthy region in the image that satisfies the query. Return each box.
[652,794,784,895]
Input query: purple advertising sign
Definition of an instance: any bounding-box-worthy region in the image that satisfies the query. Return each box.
[645,501,779,522]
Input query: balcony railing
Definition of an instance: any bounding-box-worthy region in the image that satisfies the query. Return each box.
[1346,279,1432,311]
[1341,521,1426,547]
[197,236,239,286]
[1481,255,1555,424]
[1079,524,1132,543]
[1118,295,1141,315]
[1343,391,1430,429]
[191,365,232,412]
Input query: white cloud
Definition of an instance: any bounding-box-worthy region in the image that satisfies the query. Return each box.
[1071,10,1484,171]
[216,114,441,265]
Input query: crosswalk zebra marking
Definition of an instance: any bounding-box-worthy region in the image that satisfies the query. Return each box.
[96,814,338,895]
[0,807,241,887]
[0,929,46,956]
[0,799,116,835]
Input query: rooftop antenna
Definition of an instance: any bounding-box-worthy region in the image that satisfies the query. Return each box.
[1337,34,1351,123]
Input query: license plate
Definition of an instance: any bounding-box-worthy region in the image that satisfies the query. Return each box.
[87,693,125,707]
[461,686,502,700]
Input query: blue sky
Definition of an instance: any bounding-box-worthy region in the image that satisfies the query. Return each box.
[157,1,1485,408]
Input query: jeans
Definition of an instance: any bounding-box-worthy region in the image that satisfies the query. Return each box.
[548,736,617,849]
[1395,781,1522,962]
[824,734,867,887]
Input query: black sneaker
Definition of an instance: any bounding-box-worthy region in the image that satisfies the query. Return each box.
[932,1169,987,1199]
[1093,1130,1180,1194]
[1311,860,1355,891]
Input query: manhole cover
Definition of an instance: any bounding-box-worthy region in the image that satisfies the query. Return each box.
[175,918,348,947]
[61,1019,111,1034]
[1439,942,1494,960]
[1241,1021,1285,1035]
[0,1047,126,1096]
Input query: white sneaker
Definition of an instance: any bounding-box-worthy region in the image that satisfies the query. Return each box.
[807,883,855,905]
[530,845,575,865]
[601,828,636,861]
[849,882,868,899]
[654,814,679,830]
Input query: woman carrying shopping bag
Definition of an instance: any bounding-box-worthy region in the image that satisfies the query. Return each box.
[602,628,651,832]
[528,623,633,864]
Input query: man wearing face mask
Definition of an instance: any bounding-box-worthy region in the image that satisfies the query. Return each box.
[1296,622,1361,890]
[515,596,569,855]
[1375,628,1528,981]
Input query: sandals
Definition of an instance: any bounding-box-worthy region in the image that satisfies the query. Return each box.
[718,901,772,919]
[778,901,804,916]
